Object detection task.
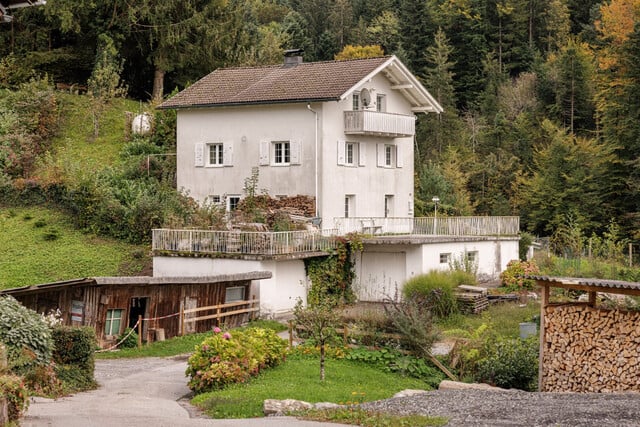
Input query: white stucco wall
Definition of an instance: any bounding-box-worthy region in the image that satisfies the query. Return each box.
[153,256,307,316]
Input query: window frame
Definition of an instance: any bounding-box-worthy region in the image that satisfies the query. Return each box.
[227,195,241,211]
[385,145,393,167]
[376,94,386,112]
[273,141,291,165]
[439,253,451,264]
[225,286,245,303]
[345,194,355,218]
[466,251,479,263]
[207,142,224,166]
[352,92,360,111]
[105,308,124,337]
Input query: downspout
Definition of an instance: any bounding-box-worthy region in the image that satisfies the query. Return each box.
[307,104,319,219]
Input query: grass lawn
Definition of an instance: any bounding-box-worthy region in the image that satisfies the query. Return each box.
[0,206,150,290]
[95,331,212,359]
[191,354,434,419]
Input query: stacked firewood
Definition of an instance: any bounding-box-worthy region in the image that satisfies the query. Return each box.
[542,305,640,392]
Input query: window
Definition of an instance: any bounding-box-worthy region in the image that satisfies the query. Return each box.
[338,141,364,166]
[209,195,221,204]
[225,286,245,303]
[227,195,241,211]
[466,251,478,263]
[385,195,393,217]
[273,141,291,165]
[385,145,393,166]
[345,195,355,218]
[207,143,223,166]
[376,94,386,112]
[352,92,360,110]
[440,253,451,264]
[105,309,123,336]
[346,142,356,165]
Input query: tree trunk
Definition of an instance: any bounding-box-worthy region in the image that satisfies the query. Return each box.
[152,68,165,102]
[320,342,325,381]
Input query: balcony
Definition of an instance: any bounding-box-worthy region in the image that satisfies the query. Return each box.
[344,110,415,137]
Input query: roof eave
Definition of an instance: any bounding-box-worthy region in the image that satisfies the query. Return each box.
[158,97,339,110]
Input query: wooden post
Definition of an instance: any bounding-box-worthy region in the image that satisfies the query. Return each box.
[538,283,549,392]
[343,325,348,345]
[0,397,8,426]
[588,291,597,307]
[630,243,633,268]
[180,301,185,336]
[137,315,142,349]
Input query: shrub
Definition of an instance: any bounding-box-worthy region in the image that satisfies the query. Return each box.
[52,326,97,393]
[402,271,460,318]
[0,296,53,369]
[186,327,287,393]
[383,297,440,358]
[476,337,539,391]
[0,374,29,421]
[500,260,540,292]
[117,327,139,349]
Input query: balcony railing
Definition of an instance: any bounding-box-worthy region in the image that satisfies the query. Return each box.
[344,110,415,137]
[333,216,520,237]
[152,229,338,256]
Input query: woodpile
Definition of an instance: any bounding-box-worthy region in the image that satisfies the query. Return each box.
[456,285,489,314]
[542,305,640,392]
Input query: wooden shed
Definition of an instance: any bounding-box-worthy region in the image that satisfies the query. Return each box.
[1,271,270,347]
[530,275,640,392]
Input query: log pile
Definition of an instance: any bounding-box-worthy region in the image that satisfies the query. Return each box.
[455,285,489,314]
[542,305,640,392]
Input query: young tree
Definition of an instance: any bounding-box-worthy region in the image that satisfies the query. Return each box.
[293,299,339,381]
[87,34,126,138]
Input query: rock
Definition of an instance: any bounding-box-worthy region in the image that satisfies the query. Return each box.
[313,402,343,410]
[131,113,152,135]
[393,389,429,398]
[263,399,313,415]
[438,380,513,392]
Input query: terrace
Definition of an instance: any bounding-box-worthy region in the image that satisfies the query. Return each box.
[152,216,520,258]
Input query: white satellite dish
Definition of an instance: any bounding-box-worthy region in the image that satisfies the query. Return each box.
[361,88,371,108]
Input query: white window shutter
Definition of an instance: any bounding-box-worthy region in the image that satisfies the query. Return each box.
[377,143,385,167]
[291,140,301,165]
[259,140,270,165]
[195,143,205,167]
[396,144,403,168]
[337,140,346,165]
[224,141,234,166]
[358,143,366,166]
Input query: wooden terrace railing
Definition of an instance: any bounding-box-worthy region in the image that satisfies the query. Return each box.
[344,110,416,137]
[333,216,520,236]
[152,228,339,256]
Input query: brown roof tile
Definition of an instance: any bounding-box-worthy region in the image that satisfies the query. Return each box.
[159,56,391,109]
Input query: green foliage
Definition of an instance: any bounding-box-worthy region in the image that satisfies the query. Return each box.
[0,296,53,369]
[500,260,540,291]
[383,298,440,359]
[306,235,362,306]
[401,271,462,318]
[519,232,534,260]
[52,326,97,392]
[117,328,139,349]
[186,327,287,393]
[476,336,539,391]
[0,374,29,421]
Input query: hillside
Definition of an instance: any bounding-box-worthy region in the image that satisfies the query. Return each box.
[0,94,154,290]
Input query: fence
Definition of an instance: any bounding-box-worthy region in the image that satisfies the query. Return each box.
[180,298,260,335]
[333,216,520,236]
[153,228,338,256]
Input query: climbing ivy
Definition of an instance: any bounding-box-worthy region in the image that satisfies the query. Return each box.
[305,233,363,307]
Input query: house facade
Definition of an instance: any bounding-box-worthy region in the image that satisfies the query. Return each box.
[159,54,442,224]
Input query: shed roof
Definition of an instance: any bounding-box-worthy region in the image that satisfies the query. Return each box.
[527,275,640,297]
[158,55,443,113]
[0,271,272,296]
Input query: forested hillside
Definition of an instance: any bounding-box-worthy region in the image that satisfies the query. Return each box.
[1,0,638,253]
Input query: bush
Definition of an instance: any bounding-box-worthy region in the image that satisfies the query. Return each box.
[476,337,539,391]
[0,374,29,421]
[402,271,461,318]
[117,327,139,349]
[186,327,287,393]
[500,260,540,292]
[52,326,97,393]
[0,296,53,369]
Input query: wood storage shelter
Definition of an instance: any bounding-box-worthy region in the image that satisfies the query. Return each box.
[1,272,270,347]
[529,275,640,392]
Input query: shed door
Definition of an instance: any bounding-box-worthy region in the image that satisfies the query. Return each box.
[357,252,406,301]
[129,297,149,340]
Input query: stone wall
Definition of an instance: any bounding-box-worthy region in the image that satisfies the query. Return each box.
[542,304,640,392]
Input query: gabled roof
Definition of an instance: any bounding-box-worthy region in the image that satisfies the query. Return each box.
[159,55,443,114]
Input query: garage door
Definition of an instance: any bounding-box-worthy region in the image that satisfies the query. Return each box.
[356,252,406,301]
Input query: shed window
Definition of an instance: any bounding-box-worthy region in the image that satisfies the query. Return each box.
[225,286,245,303]
[466,251,478,263]
[440,253,451,264]
[105,309,123,336]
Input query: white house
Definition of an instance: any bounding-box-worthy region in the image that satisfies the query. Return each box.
[156,53,519,316]
[159,52,442,222]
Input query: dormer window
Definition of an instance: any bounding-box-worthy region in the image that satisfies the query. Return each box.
[352,92,360,111]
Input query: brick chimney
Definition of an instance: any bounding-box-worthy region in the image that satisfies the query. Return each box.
[284,49,304,67]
